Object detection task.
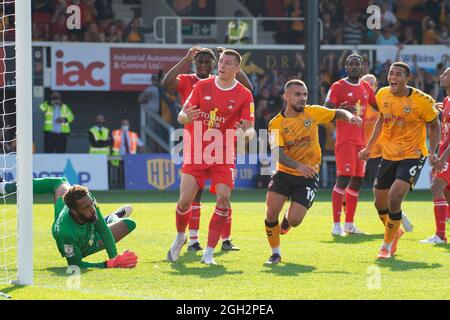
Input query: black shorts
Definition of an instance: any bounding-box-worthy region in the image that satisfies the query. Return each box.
[268,171,319,209]
[374,156,427,190]
[366,157,382,186]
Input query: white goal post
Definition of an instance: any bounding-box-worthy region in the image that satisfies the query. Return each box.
[15,0,33,285]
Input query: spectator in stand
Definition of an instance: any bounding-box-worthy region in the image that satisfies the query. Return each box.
[124,17,145,43]
[88,114,112,156]
[321,12,342,44]
[226,10,250,44]
[138,75,160,115]
[380,2,398,29]
[84,22,105,42]
[376,25,399,45]
[33,0,53,13]
[400,25,419,44]
[95,0,114,23]
[105,22,123,43]
[51,13,69,41]
[79,0,98,29]
[285,0,305,44]
[422,17,440,44]
[342,12,365,45]
[267,85,283,118]
[255,87,271,131]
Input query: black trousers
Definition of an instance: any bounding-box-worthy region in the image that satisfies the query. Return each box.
[44,132,68,153]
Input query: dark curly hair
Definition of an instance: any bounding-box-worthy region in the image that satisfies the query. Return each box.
[194,48,216,62]
[63,185,89,210]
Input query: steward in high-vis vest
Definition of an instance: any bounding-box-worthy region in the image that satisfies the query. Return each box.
[111,119,143,166]
[40,91,74,153]
[88,115,112,155]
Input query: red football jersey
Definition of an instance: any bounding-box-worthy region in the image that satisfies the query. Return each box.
[182,77,254,169]
[439,96,450,156]
[177,74,214,105]
[325,79,376,145]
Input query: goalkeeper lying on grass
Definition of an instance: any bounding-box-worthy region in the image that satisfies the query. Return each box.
[1,177,138,269]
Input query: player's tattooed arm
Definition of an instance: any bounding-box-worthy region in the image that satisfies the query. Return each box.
[335,109,362,126]
[273,147,316,178]
[274,147,298,169]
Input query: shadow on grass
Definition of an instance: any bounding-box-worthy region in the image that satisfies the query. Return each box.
[262,262,316,276]
[375,259,443,272]
[162,253,244,278]
[320,233,384,244]
[43,267,93,277]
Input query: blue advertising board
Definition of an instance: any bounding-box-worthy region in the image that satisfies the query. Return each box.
[124,154,260,190]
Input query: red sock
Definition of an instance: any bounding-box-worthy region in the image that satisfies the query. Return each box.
[332,186,345,223]
[207,206,229,248]
[189,202,201,241]
[345,188,359,223]
[176,205,192,233]
[446,205,450,220]
[221,208,232,240]
[434,199,447,240]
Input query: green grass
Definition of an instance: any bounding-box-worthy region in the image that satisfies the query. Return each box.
[1,189,450,300]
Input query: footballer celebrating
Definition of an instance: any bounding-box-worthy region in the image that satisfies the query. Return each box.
[264,79,362,264]
[162,46,252,252]
[167,49,255,265]
[324,54,377,236]
[359,62,440,259]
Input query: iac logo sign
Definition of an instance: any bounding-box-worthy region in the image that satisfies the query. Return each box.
[52,46,110,91]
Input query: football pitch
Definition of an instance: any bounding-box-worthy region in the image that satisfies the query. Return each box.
[1,189,450,300]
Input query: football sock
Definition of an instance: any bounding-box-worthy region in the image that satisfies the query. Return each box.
[384,212,402,246]
[377,208,389,226]
[265,220,280,250]
[332,186,345,223]
[446,205,450,220]
[221,207,232,241]
[207,207,229,248]
[188,202,201,245]
[121,218,136,233]
[345,188,359,223]
[176,205,192,233]
[434,199,447,240]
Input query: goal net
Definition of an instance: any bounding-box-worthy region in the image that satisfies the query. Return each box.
[0,0,33,287]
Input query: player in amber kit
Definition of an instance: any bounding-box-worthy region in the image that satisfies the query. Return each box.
[324,54,377,236]
[167,49,255,265]
[264,80,362,264]
[420,67,450,244]
[359,62,440,259]
[162,46,252,252]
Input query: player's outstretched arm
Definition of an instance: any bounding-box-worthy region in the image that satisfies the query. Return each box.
[161,46,202,91]
[427,116,441,165]
[359,113,383,161]
[335,109,362,126]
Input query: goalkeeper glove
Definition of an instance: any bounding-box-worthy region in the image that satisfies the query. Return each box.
[105,250,138,268]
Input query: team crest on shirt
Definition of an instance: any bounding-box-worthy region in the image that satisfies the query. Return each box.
[304,120,312,127]
[283,127,290,134]
[64,244,75,258]
[404,106,411,113]
[204,96,211,101]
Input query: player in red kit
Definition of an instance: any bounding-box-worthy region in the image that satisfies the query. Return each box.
[324,54,377,236]
[167,49,255,265]
[162,46,252,252]
[420,67,450,244]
